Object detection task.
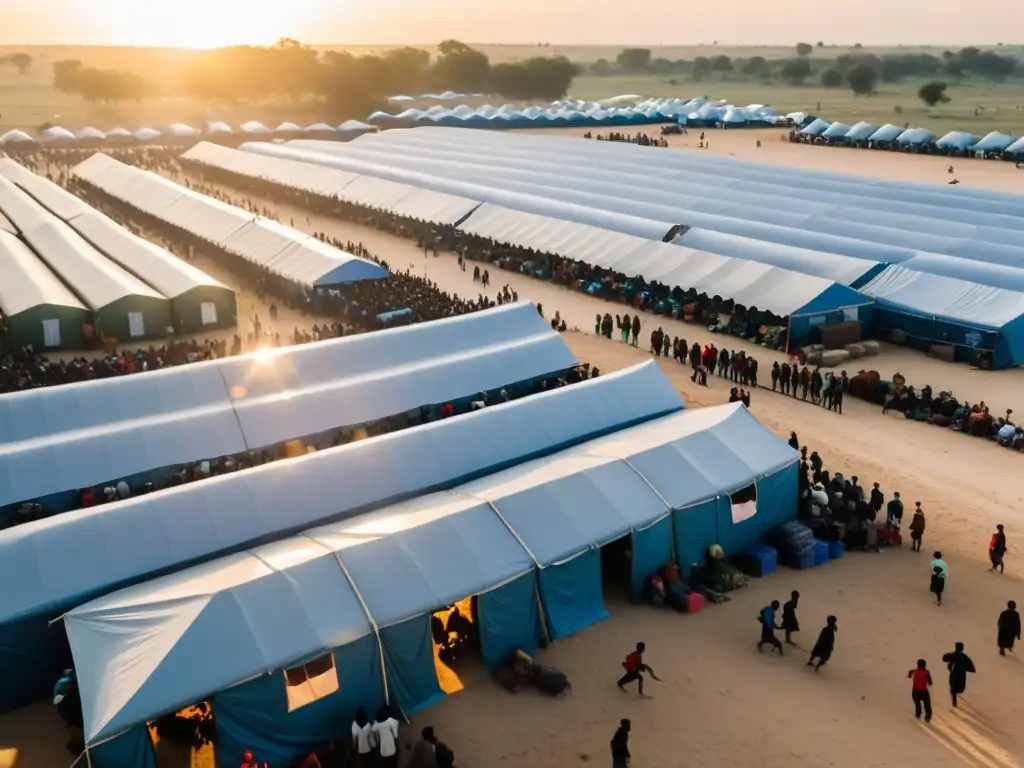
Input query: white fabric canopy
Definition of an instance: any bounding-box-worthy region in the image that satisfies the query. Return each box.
[0,230,89,318]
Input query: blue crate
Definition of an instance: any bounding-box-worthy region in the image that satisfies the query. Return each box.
[740,543,777,577]
[786,544,817,569]
[828,540,845,560]
[813,540,830,566]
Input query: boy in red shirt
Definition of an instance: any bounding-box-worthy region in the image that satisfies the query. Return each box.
[617,642,661,697]
[908,659,933,722]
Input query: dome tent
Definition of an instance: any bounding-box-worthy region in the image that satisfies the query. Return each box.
[895,128,934,147]
[75,127,106,140]
[0,129,37,146]
[338,120,375,134]
[845,122,877,143]
[935,131,976,151]
[41,126,77,143]
[274,121,303,132]
[972,132,1014,153]
[105,128,134,141]
[868,124,905,144]
[165,123,200,137]
[1006,137,1024,158]
[240,121,271,133]
[721,108,748,127]
[133,128,161,141]
[206,122,234,134]
[821,122,852,140]
[800,118,831,136]
[304,123,336,132]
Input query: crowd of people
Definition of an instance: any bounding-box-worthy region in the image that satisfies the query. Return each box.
[582,131,670,147]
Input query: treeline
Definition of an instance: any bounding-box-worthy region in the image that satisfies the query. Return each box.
[1,52,33,74]
[50,39,578,111]
[590,44,1020,86]
[52,59,150,104]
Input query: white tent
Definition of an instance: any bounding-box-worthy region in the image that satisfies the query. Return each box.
[240,121,271,133]
[0,129,36,146]
[274,122,303,132]
[133,128,161,141]
[206,122,233,134]
[165,123,201,137]
[41,126,76,143]
[304,123,335,132]
[75,127,106,140]
[105,128,133,140]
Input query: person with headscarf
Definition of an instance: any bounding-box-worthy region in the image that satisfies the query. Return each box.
[781,591,800,645]
[990,524,1007,573]
[372,704,400,768]
[998,601,1021,657]
[807,616,838,672]
[941,642,976,707]
[351,707,375,766]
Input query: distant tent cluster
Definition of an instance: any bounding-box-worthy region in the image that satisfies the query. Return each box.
[0,121,377,148]
[795,120,1022,162]
[0,159,236,349]
[368,97,785,130]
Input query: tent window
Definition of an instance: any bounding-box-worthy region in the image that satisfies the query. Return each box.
[42,318,61,347]
[283,652,339,713]
[127,311,145,338]
[200,301,218,325]
[729,484,758,524]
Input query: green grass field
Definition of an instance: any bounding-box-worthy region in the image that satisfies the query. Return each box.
[1,44,1022,136]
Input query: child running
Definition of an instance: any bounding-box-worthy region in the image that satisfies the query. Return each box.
[617,642,661,697]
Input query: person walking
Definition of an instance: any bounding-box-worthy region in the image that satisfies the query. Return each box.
[908,659,933,722]
[990,524,1007,573]
[909,503,925,552]
[757,600,784,655]
[781,591,801,646]
[930,565,946,606]
[350,707,375,767]
[807,616,838,672]
[941,642,976,707]
[998,601,1021,657]
[617,642,661,697]
[372,704,400,768]
[611,719,631,768]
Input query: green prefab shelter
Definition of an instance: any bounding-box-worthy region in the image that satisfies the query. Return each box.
[21,221,172,344]
[67,210,237,334]
[0,230,92,350]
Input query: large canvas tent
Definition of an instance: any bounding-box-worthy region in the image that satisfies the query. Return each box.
[62,402,792,768]
[457,204,872,344]
[65,211,237,332]
[19,220,172,341]
[0,230,91,350]
[71,153,389,288]
[0,302,574,510]
[0,361,681,713]
[859,265,1024,367]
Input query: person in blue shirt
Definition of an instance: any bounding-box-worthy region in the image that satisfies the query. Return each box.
[757,600,784,655]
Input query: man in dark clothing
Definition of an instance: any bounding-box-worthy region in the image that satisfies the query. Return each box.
[941,642,975,707]
[718,349,730,377]
[990,524,1007,573]
[870,483,884,518]
[908,659,933,722]
[771,362,781,391]
[807,616,838,672]
[611,719,631,768]
[886,492,903,527]
[781,591,801,645]
[998,600,1021,656]
[631,316,641,347]
[780,363,791,395]
[788,432,800,451]
[617,642,661,696]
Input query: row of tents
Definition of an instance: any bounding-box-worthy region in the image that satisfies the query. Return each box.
[0,160,237,348]
[798,119,1024,160]
[0,310,799,767]
[215,129,1024,367]
[0,121,377,147]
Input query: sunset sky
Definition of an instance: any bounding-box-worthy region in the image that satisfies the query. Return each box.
[2,0,1021,48]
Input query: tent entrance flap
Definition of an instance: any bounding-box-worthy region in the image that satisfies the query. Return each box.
[538,548,608,639]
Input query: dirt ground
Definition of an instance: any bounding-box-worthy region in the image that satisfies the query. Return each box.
[3,142,1024,768]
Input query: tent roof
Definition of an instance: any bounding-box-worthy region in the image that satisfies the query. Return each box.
[859,265,1024,330]
[71,153,388,287]
[0,302,574,507]
[897,252,1024,294]
[0,210,15,234]
[0,158,95,220]
[0,177,52,232]
[0,230,89,318]
[20,220,167,311]
[66,210,229,298]
[459,204,866,316]
[64,402,802,747]
[0,129,36,145]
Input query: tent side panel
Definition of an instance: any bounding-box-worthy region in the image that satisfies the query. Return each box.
[630,517,673,602]
[715,463,799,555]
[89,725,157,768]
[0,614,73,713]
[6,304,89,351]
[478,572,541,670]
[171,285,238,334]
[379,615,444,716]
[212,634,386,768]
[96,295,173,343]
[537,548,608,639]
[672,499,720,578]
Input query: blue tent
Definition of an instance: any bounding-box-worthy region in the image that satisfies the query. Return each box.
[0,303,573,512]
[935,131,977,151]
[63,402,794,768]
[721,108,748,127]
[1006,137,1024,159]
[896,128,935,147]
[0,361,682,713]
[867,124,906,145]
[845,122,877,143]
[800,118,831,136]
[821,122,851,140]
[859,265,1024,367]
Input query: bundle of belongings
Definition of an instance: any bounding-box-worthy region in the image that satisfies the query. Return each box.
[645,562,691,611]
[692,545,747,602]
[493,650,571,696]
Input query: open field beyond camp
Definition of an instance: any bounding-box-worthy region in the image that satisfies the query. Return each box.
[2,44,1024,134]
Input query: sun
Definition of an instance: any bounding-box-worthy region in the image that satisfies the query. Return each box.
[81,0,323,49]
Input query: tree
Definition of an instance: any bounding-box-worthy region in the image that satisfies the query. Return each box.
[816,41,824,48]
[710,55,733,77]
[7,53,32,74]
[589,58,615,76]
[431,40,490,93]
[943,59,965,82]
[53,60,84,94]
[490,57,577,100]
[692,56,712,80]
[918,81,950,107]
[821,68,844,87]
[847,62,878,95]
[781,57,812,84]
[741,56,770,78]
[616,48,652,73]
[854,42,863,49]
[796,42,813,57]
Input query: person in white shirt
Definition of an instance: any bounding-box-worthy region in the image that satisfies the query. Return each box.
[372,704,400,768]
[351,707,375,766]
